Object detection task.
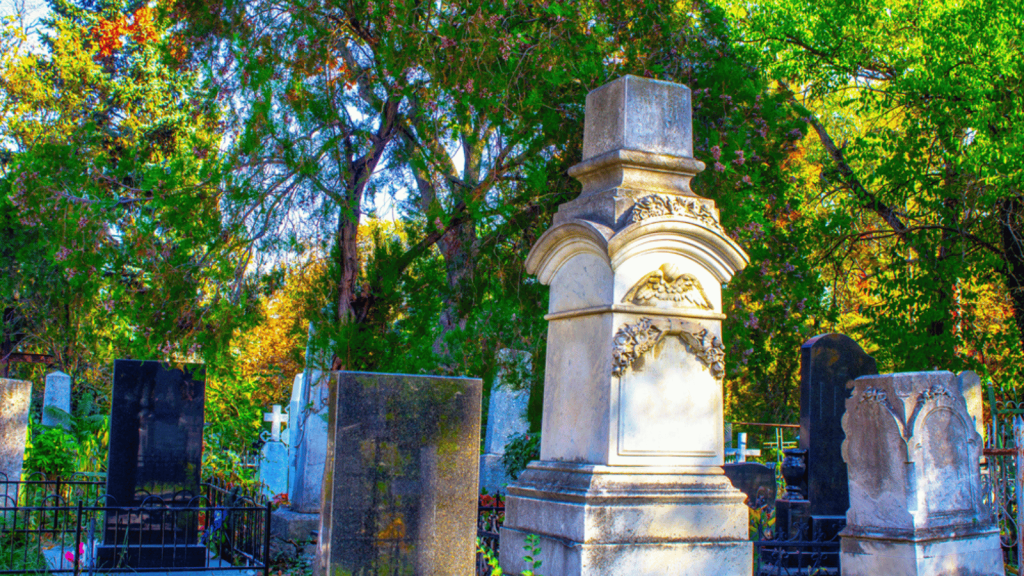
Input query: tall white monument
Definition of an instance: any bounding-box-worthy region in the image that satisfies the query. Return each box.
[499,76,752,575]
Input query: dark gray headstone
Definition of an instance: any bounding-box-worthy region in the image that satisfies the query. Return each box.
[315,371,482,576]
[723,462,776,508]
[799,334,877,515]
[98,360,206,569]
[775,334,877,550]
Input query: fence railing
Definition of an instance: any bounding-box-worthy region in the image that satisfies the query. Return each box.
[0,474,271,575]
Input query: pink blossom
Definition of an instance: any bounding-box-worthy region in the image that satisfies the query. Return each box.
[713,162,725,172]
[710,145,721,160]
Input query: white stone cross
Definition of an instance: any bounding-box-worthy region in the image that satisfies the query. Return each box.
[725,432,761,463]
[264,404,289,442]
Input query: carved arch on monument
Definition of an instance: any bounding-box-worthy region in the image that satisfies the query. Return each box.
[525,219,614,285]
[608,219,749,283]
[611,317,724,380]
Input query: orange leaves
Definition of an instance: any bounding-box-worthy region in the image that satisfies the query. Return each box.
[90,6,159,58]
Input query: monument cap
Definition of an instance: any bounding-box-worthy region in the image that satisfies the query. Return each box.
[583,75,693,160]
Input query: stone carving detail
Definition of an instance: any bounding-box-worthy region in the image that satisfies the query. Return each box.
[622,263,713,309]
[611,319,725,380]
[611,318,664,377]
[679,329,726,380]
[630,194,722,230]
[858,383,955,441]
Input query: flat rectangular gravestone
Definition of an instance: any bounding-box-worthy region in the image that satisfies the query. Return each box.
[0,379,31,484]
[315,372,482,576]
[98,360,206,569]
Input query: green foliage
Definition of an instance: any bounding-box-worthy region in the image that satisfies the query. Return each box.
[501,432,540,482]
[23,418,78,480]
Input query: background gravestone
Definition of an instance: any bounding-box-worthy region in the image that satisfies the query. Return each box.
[479,350,530,494]
[289,369,330,514]
[315,372,482,576]
[841,371,1002,575]
[776,333,877,545]
[260,404,289,498]
[42,371,72,429]
[97,360,206,569]
[0,378,31,484]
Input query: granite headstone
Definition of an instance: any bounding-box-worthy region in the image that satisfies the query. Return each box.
[315,372,482,576]
[0,378,31,484]
[42,371,72,429]
[97,360,206,569]
[775,333,877,550]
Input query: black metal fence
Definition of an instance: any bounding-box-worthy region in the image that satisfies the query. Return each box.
[0,473,271,575]
[476,496,503,576]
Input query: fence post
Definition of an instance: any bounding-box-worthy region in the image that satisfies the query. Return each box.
[263,501,272,576]
[74,500,83,576]
[1014,415,1023,569]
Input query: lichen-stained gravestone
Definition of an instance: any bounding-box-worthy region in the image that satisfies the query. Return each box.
[841,371,1003,576]
[500,75,752,576]
[0,378,31,484]
[314,372,482,576]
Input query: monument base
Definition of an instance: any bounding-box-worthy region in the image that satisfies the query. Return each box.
[498,461,752,576]
[840,526,1004,576]
[271,507,320,542]
[95,543,207,569]
[480,453,514,495]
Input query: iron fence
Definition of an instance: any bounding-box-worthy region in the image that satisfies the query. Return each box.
[0,473,271,575]
[476,497,503,576]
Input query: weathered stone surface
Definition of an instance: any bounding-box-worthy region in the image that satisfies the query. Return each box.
[288,370,330,514]
[840,370,1003,576]
[260,440,289,498]
[959,370,985,442]
[502,75,751,576]
[271,507,320,542]
[42,371,72,429]
[582,75,693,161]
[0,378,31,484]
[314,372,482,576]
[479,350,531,494]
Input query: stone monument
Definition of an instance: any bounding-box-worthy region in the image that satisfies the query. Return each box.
[841,371,1003,575]
[288,370,331,513]
[775,333,877,548]
[479,350,531,494]
[0,378,31,484]
[42,371,72,429]
[97,360,206,569]
[314,371,482,576]
[958,370,985,441]
[500,75,752,575]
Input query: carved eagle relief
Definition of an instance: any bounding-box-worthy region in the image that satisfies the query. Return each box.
[622,263,713,310]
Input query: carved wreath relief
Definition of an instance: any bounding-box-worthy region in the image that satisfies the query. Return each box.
[623,263,713,310]
[859,383,955,440]
[630,194,722,230]
[611,318,725,380]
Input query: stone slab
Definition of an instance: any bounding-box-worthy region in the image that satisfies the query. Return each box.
[270,507,320,542]
[840,529,1004,576]
[288,370,330,514]
[501,527,751,576]
[0,379,31,484]
[723,462,776,508]
[314,371,482,576]
[260,440,288,498]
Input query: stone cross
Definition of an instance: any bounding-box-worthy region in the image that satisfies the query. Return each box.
[500,75,752,576]
[725,432,761,463]
[264,404,288,443]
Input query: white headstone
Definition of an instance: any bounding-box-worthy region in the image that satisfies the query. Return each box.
[260,440,289,498]
[841,371,1003,576]
[42,371,72,429]
[288,370,331,514]
[479,350,531,494]
[958,370,985,442]
[500,75,752,576]
[0,379,32,484]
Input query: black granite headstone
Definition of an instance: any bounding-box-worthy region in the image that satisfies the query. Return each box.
[723,462,776,509]
[776,334,877,543]
[98,360,206,569]
[315,371,482,576]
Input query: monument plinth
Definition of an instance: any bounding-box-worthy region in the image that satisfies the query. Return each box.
[499,75,752,575]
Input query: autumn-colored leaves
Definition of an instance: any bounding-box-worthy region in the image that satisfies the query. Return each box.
[91,7,159,58]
